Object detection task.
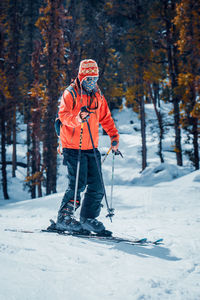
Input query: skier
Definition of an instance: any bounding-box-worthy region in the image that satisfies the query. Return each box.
[56,59,119,234]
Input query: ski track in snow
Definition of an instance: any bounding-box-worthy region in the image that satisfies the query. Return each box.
[1,106,200,300]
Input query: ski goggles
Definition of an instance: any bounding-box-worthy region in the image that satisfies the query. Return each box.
[82,76,99,92]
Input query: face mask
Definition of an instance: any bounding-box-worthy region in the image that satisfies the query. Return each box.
[82,76,98,92]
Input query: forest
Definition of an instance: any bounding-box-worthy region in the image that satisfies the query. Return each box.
[0,0,200,200]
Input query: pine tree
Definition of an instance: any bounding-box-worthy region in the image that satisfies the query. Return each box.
[119,0,152,170]
[162,0,183,166]
[0,1,14,199]
[0,20,11,199]
[62,0,123,110]
[20,0,42,184]
[36,0,66,194]
[5,0,22,177]
[174,0,200,169]
[143,1,168,163]
[26,41,44,198]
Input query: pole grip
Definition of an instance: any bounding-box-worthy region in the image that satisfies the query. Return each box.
[112,140,118,146]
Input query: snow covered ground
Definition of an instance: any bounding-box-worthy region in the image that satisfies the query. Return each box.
[1,105,200,300]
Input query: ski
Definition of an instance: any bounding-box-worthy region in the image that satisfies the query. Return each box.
[43,229,163,245]
[41,228,149,245]
[4,227,163,246]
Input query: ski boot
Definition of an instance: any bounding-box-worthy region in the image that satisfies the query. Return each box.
[55,201,82,232]
[80,217,112,236]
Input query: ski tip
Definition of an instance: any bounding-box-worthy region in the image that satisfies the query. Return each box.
[153,238,164,244]
[50,219,56,225]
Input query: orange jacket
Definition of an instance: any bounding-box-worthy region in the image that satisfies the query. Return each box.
[58,83,119,150]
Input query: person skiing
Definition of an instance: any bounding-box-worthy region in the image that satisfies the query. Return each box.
[55,59,119,234]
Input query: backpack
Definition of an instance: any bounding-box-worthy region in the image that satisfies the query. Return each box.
[55,84,77,154]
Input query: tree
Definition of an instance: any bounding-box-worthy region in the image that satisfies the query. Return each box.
[147,82,165,163]
[143,1,168,164]
[36,0,66,194]
[174,0,200,169]
[119,0,152,170]
[161,0,183,166]
[0,21,11,199]
[20,0,42,184]
[6,0,22,177]
[62,0,123,110]
[26,41,44,198]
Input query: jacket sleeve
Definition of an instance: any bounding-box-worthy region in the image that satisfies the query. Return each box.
[99,95,119,142]
[58,89,80,128]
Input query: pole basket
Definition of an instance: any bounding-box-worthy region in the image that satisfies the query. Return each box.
[106,208,115,219]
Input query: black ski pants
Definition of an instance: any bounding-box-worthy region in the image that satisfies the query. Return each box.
[59,148,104,219]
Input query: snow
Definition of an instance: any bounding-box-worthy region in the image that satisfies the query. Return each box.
[1,105,200,300]
[131,162,191,186]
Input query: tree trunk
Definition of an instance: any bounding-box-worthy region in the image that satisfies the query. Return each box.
[1,95,9,200]
[8,0,20,177]
[0,23,9,199]
[188,8,199,170]
[165,0,183,166]
[43,129,57,195]
[168,52,182,165]
[32,105,42,198]
[192,118,199,170]
[27,123,31,181]
[51,143,57,194]
[151,84,164,163]
[31,136,36,198]
[37,149,42,198]
[190,77,199,170]
[173,98,182,165]
[140,95,147,171]
[38,0,66,195]
[38,182,42,198]
[12,105,17,177]
[44,2,58,195]
[139,75,147,171]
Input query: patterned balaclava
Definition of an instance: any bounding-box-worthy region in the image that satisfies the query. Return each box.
[78,59,99,93]
[82,76,98,93]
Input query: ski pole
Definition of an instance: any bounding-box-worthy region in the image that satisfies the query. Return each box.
[101,146,112,165]
[84,117,114,222]
[110,151,115,210]
[110,144,117,210]
[101,140,123,165]
[73,121,84,217]
[110,141,123,212]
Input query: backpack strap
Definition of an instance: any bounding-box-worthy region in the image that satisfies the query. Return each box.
[66,85,77,109]
[55,85,77,155]
[55,115,62,137]
[55,115,62,155]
